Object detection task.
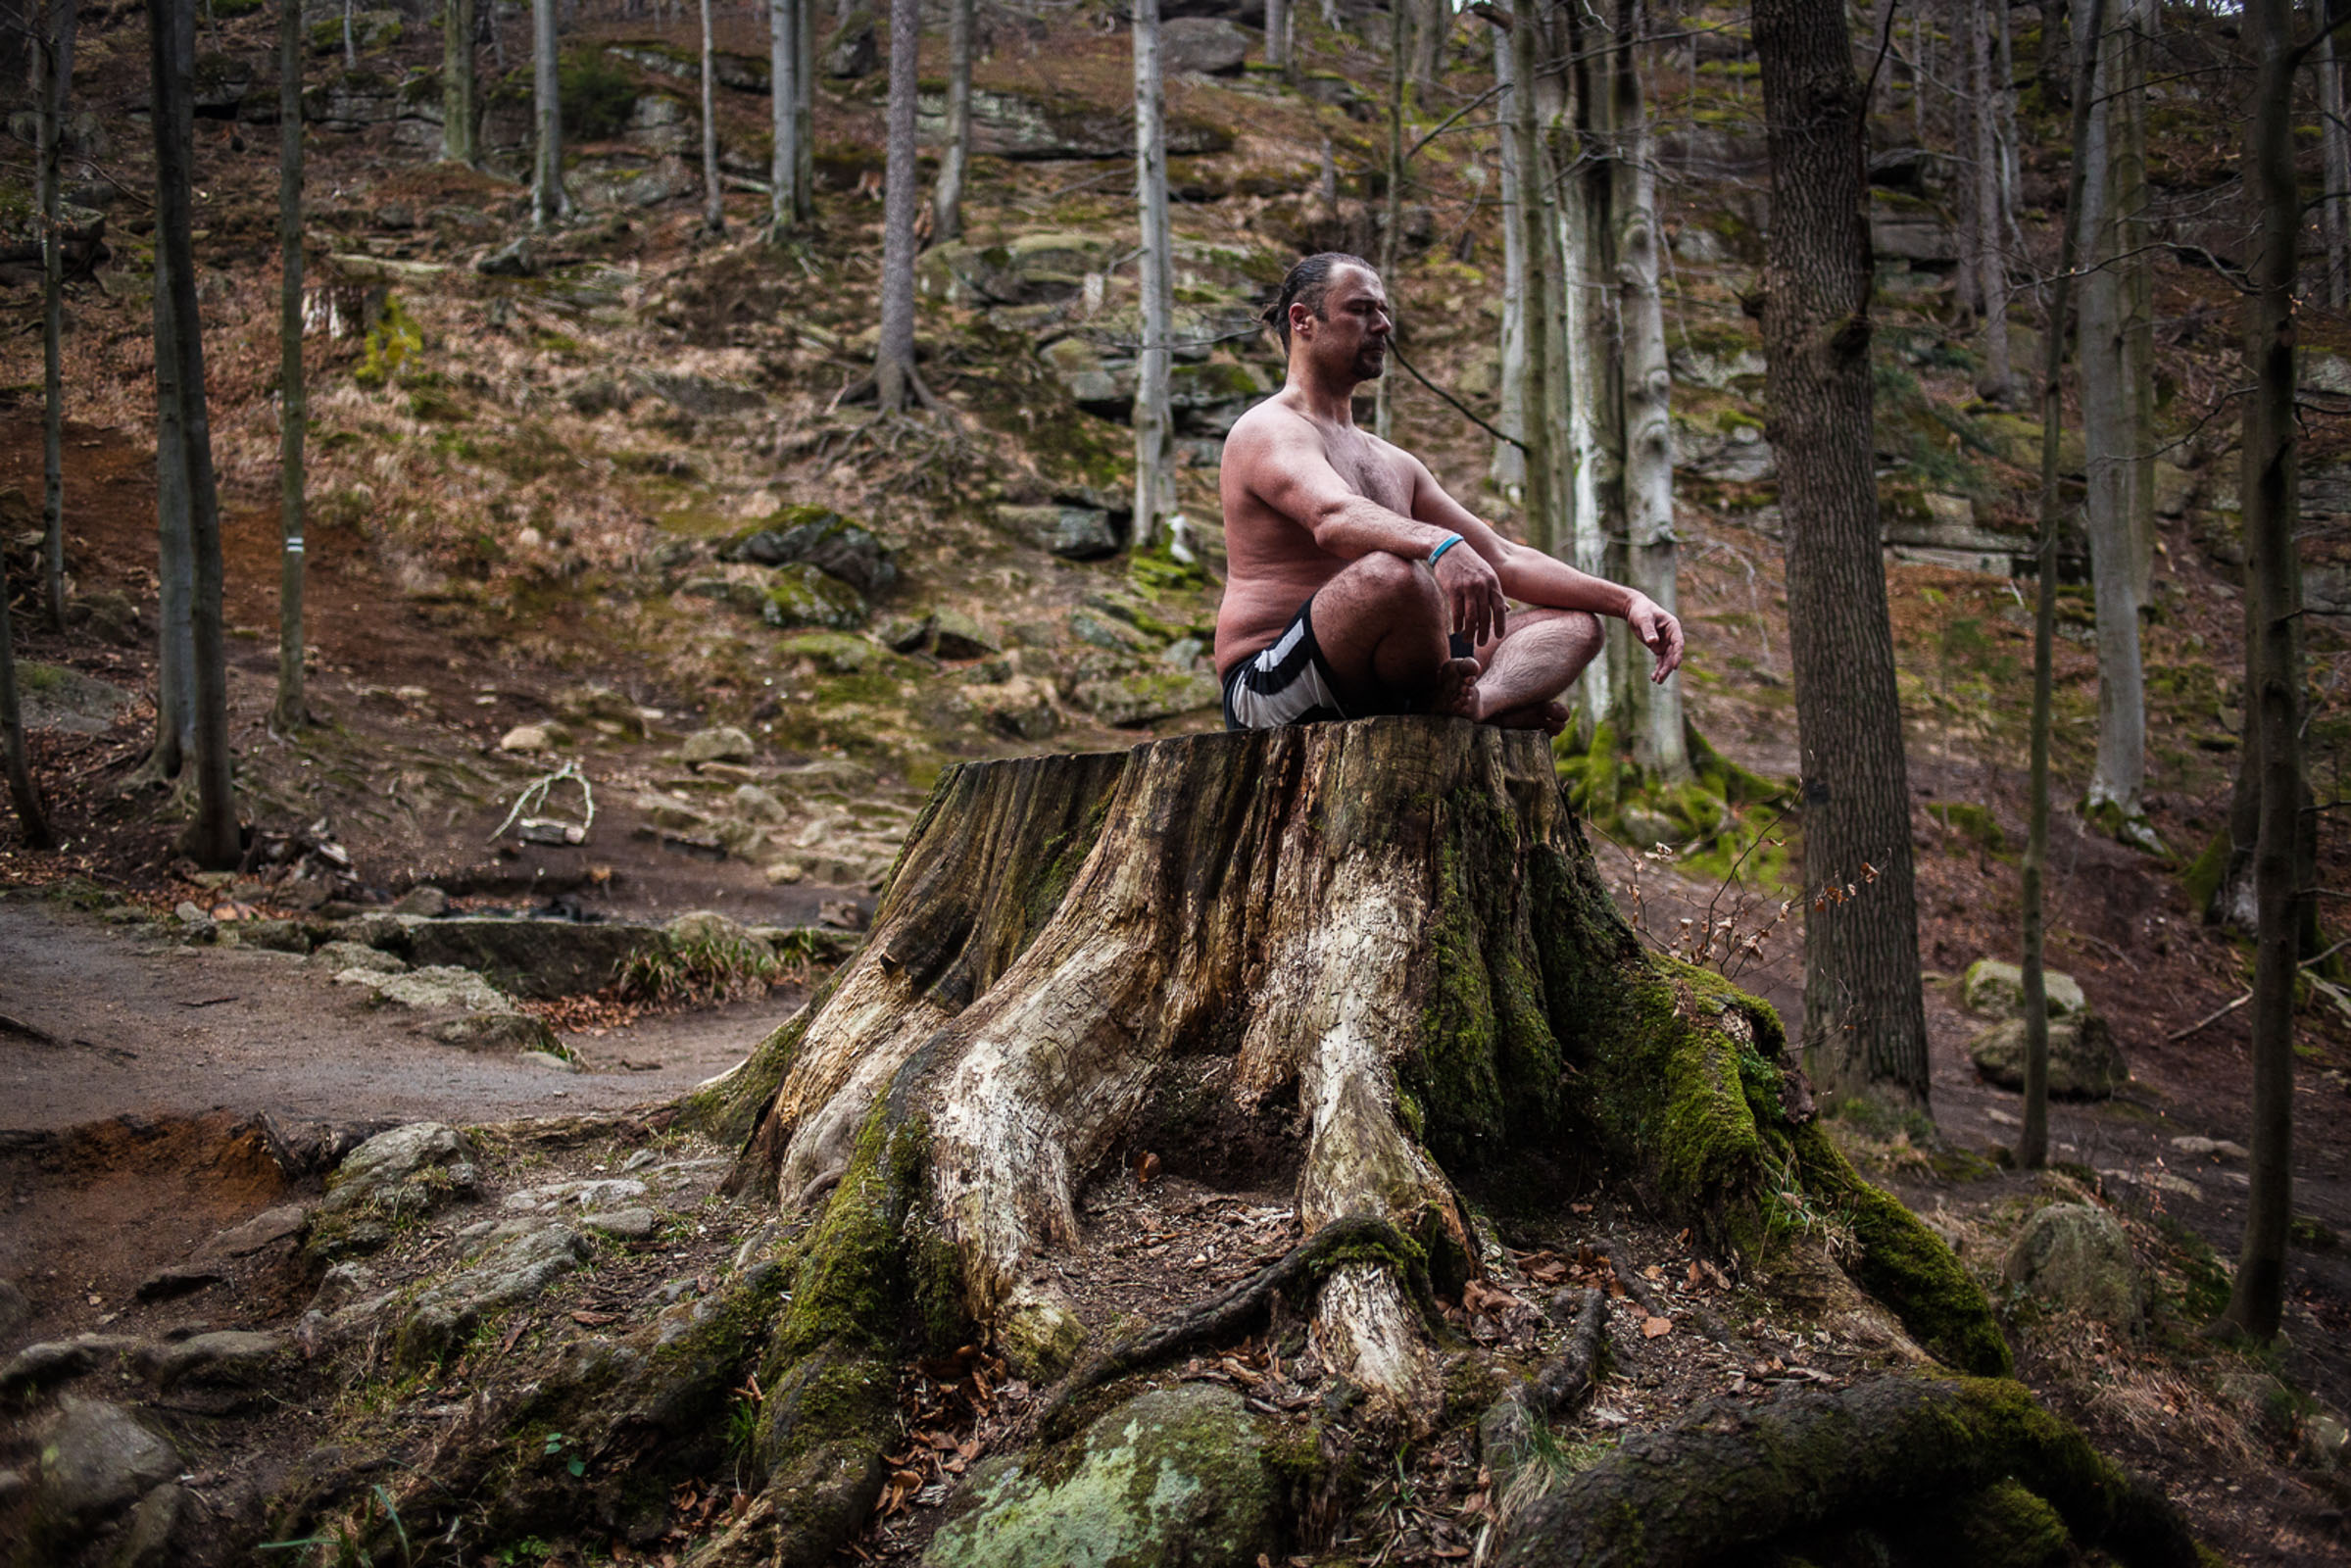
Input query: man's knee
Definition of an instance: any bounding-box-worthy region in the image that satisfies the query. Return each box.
[1341,550,1442,616]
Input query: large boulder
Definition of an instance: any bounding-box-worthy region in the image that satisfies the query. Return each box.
[1966,1016,2128,1100]
[824,7,878,77]
[994,503,1122,561]
[394,1223,592,1369]
[2002,1203,2142,1327]
[913,86,1232,162]
[33,1399,180,1528]
[918,232,1118,307]
[1161,16,1252,74]
[1961,958,2087,1020]
[727,511,899,597]
[1074,670,1221,727]
[923,1385,1277,1568]
[402,918,652,1001]
[764,563,870,631]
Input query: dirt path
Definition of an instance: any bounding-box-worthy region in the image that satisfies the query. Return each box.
[0,897,797,1133]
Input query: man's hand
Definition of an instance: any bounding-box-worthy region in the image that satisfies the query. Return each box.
[1433,543,1508,648]
[1627,593,1685,683]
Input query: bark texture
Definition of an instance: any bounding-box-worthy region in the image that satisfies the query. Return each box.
[38,0,72,632]
[699,0,723,231]
[530,0,568,225]
[442,0,477,165]
[932,0,970,242]
[150,0,195,781]
[274,0,308,733]
[0,536,54,848]
[873,0,920,410]
[2222,0,2302,1343]
[1508,0,1562,558]
[1753,0,1932,1111]
[1133,0,1176,541]
[769,0,796,230]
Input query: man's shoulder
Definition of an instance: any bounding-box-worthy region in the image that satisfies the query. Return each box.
[1227,391,1313,450]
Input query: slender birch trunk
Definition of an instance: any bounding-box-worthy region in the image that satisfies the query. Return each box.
[342,0,356,65]
[873,0,921,409]
[531,0,568,225]
[700,0,723,231]
[1616,0,1685,781]
[150,0,240,867]
[1133,0,1177,547]
[1971,0,2013,401]
[273,0,307,732]
[2022,0,2105,1170]
[2218,0,2303,1346]
[794,0,813,220]
[443,0,478,164]
[37,0,70,631]
[1509,0,1562,560]
[933,0,971,243]
[1562,0,1620,733]
[770,0,795,230]
[2116,0,2154,609]
[1492,21,1526,494]
[2077,0,2151,844]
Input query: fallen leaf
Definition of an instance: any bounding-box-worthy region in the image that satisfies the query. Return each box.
[1642,1264,1664,1281]
[1641,1315,1673,1339]
[571,1309,618,1326]
[1570,1202,1593,1214]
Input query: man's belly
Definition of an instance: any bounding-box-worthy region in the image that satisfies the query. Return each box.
[1213,557,1345,676]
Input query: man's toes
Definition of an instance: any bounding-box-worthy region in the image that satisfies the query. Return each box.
[1432,658,1482,719]
[1541,700,1571,736]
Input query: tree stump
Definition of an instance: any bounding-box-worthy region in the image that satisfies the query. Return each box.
[273,721,2199,1566]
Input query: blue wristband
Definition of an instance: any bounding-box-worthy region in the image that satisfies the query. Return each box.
[1429,533,1465,565]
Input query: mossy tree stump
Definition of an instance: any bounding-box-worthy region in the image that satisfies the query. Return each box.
[275,721,2201,1565]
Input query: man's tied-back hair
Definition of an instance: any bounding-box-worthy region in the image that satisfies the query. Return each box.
[1261,252,1373,350]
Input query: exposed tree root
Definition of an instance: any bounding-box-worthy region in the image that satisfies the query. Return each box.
[1491,1374,2206,1568]
[1036,1213,1437,1439]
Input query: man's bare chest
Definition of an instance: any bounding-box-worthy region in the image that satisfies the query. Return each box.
[1326,436,1411,514]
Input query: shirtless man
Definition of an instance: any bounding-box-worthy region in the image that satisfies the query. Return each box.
[1216,253,1684,732]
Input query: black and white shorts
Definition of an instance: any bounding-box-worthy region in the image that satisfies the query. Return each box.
[1222,597,1347,730]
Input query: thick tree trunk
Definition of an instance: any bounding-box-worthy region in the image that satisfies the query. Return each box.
[2221,0,2302,1344]
[700,0,723,231]
[531,0,568,226]
[2023,0,2105,1171]
[443,0,478,164]
[150,0,240,869]
[273,0,308,734]
[931,0,970,242]
[1615,0,1684,781]
[1754,0,1933,1113]
[2076,0,2150,845]
[1409,0,1443,86]
[873,0,920,410]
[1491,21,1526,494]
[38,0,70,633]
[1133,0,1176,543]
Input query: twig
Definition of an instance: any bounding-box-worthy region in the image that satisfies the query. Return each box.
[488,760,595,845]
[2167,991,2249,1042]
[1389,345,1526,452]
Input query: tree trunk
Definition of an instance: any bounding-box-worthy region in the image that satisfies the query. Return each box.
[1953,0,1984,324]
[149,0,241,869]
[2219,0,2303,1345]
[2115,0,2154,611]
[1266,0,1290,76]
[700,0,723,231]
[2323,26,2350,310]
[273,0,308,734]
[872,0,921,410]
[0,539,55,850]
[1491,20,1526,494]
[37,0,72,633]
[1615,0,1685,782]
[1375,0,1403,441]
[1508,0,1561,559]
[794,0,814,222]
[1133,0,1176,543]
[769,0,795,230]
[1409,0,1442,87]
[932,0,970,243]
[342,0,355,65]
[1754,0,1933,1113]
[1563,0,1621,735]
[149,0,197,784]
[2077,0,2150,846]
[443,0,478,164]
[2039,0,2070,105]
[1971,0,2013,402]
[531,0,568,226]
[2023,0,2105,1172]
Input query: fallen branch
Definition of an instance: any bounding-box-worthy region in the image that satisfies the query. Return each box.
[2167,991,2248,1042]
[1037,1214,1433,1437]
[487,760,594,846]
[1479,1287,1605,1470]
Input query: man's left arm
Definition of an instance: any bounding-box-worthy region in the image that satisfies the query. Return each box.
[1404,454,1686,682]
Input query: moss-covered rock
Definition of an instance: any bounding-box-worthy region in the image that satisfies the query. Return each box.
[2003,1203,2144,1327]
[763,563,869,631]
[1961,958,2087,1021]
[1967,1016,2130,1100]
[1072,669,1219,727]
[923,1385,1279,1568]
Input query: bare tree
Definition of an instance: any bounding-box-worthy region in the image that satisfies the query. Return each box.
[793,0,813,221]
[1266,0,1291,77]
[1,549,56,850]
[873,0,920,409]
[2022,0,2106,1171]
[531,0,569,226]
[2217,0,2304,1344]
[149,0,240,868]
[2323,24,2350,309]
[146,0,197,784]
[1491,21,1526,495]
[1133,0,1176,545]
[1754,0,1933,1112]
[342,0,355,65]
[1375,0,1403,440]
[770,0,797,231]
[1506,0,1562,559]
[273,0,308,733]
[933,0,971,242]
[700,0,723,231]
[1969,0,2014,402]
[443,0,478,164]
[1562,0,1622,733]
[37,0,73,632]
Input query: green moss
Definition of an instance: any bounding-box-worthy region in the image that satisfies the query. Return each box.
[354,294,421,389]
[560,47,637,140]
[2180,825,2229,917]
[1789,1124,2011,1375]
[1930,801,2006,854]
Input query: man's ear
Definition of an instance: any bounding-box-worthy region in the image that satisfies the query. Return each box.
[1289,301,1314,341]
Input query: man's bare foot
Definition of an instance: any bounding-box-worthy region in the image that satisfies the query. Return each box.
[1486,700,1572,735]
[1430,657,1483,719]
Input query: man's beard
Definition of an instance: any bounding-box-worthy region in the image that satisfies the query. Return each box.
[1354,346,1387,379]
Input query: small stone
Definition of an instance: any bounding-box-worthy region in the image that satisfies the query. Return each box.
[2169,1135,2250,1160]
[310,1262,377,1313]
[733,783,791,823]
[417,1010,560,1054]
[762,858,807,885]
[2003,1202,2142,1326]
[2215,1369,2299,1439]
[310,939,408,975]
[930,608,1001,661]
[499,721,572,755]
[579,1207,660,1242]
[518,1050,581,1073]
[681,725,759,765]
[201,1203,311,1258]
[33,1399,180,1525]
[318,1123,479,1217]
[391,885,450,917]
[173,901,209,925]
[133,1265,224,1302]
[0,1336,139,1397]
[115,1481,193,1568]
[136,1330,286,1392]
[365,966,513,1013]
[1073,669,1221,728]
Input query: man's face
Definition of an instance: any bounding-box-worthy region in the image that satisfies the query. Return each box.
[1293,264,1393,383]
